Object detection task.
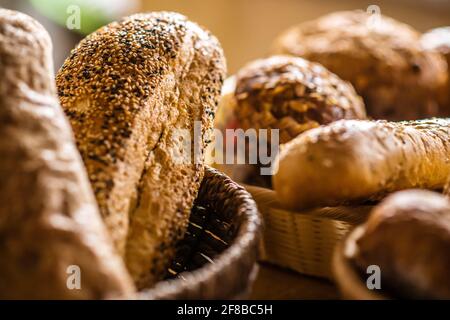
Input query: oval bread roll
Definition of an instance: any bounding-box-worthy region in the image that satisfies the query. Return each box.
[352,190,450,299]
[274,119,450,210]
[0,9,134,299]
[57,12,226,288]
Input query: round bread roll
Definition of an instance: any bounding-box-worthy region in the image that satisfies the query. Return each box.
[57,12,226,289]
[273,10,448,120]
[0,9,134,299]
[351,190,450,299]
[421,27,450,116]
[233,55,366,144]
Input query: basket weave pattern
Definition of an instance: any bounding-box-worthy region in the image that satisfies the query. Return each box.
[246,185,371,279]
[140,167,262,299]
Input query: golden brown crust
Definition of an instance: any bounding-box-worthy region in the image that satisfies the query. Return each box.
[57,12,226,288]
[421,27,450,117]
[273,10,448,120]
[273,118,450,210]
[233,55,366,144]
[0,9,134,299]
[352,190,450,299]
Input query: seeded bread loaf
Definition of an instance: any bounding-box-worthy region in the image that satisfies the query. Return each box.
[273,11,448,120]
[56,12,226,288]
[0,9,134,299]
[421,27,450,117]
[274,119,450,210]
[351,190,450,299]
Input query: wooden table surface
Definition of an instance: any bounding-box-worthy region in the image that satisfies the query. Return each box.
[250,263,340,300]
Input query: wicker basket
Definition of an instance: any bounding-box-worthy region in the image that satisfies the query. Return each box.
[332,226,388,299]
[245,185,371,279]
[139,166,262,300]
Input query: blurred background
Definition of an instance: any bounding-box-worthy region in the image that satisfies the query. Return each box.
[1,0,449,73]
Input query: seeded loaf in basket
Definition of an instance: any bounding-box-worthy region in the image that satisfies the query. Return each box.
[57,12,226,288]
[0,9,134,299]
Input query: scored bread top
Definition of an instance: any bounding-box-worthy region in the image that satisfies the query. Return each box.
[233,55,366,144]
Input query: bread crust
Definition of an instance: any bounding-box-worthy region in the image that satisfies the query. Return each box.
[273,11,448,120]
[233,55,366,144]
[353,190,450,299]
[274,118,450,210]
[56,12,226,288]
[0,9,134,299]
[421,27,450,117]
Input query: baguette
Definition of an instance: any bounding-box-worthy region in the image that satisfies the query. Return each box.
[352,190,450,299]
[57,12,226,288]
[0,9,134,299]
[274,119,450,210]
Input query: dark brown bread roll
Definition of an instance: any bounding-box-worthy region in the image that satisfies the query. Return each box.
[274,11,448,120]
[352,190,450,299]
[0,9,134,299]
[57,12,226,288]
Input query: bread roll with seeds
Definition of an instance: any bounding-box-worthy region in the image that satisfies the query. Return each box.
[57,12,226,288]
[0,9,134,299]
[274,119,450,210]
[351,190,450,299]
[273,11,448,120]
[231,55,366,144]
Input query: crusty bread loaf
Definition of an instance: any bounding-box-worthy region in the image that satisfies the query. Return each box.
[274,119,450,210]
[352,190,450,299]
[0,9,134,299]
[273,11,448,120]
[56,12,226,288]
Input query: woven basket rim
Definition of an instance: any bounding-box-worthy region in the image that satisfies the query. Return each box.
[244,184,372,223]
[139,166,262,299]
[332,226,388,300]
